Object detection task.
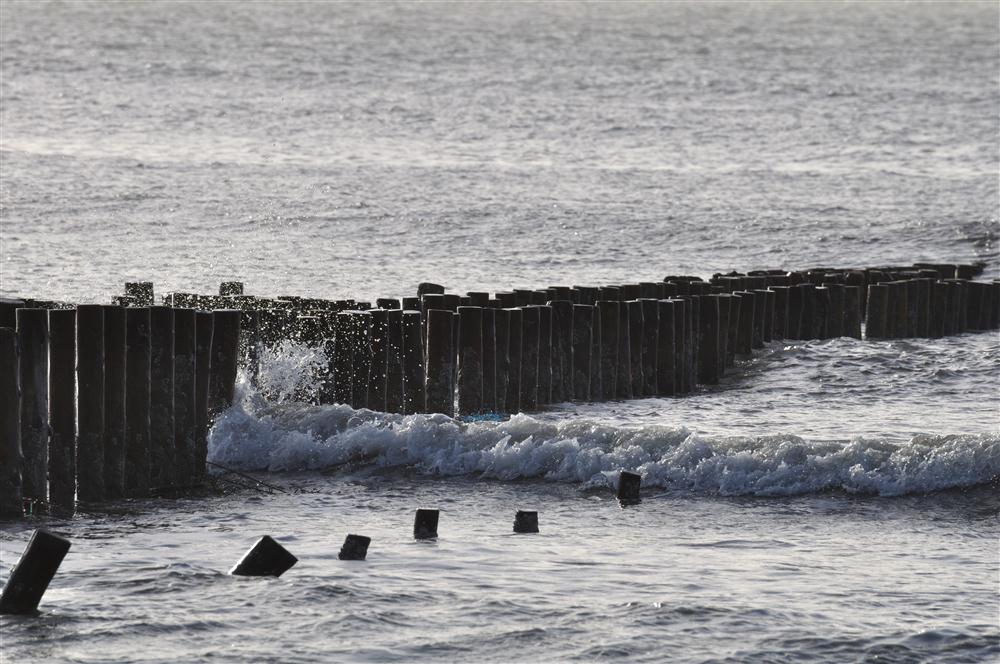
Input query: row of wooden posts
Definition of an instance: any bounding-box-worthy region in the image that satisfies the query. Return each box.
[0,261,994,518]
[0,294,242,518]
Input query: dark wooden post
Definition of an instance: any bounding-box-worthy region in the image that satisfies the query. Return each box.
[505,308,522,413]
[520,306,540,410]
[735,292,754,354]
[425,309,455,416]
[401,310,426,414]
[536,305,553,406]
[697,295,721,385]
[672,299,688,393]
[770,286,788,342]
[626,301,644,397]
[787,285,805,339]
[589,303,602,400]
[889,281,908,339]
[0,328,22,516]
[350,311,372,409]
[915,279,932,337]
[125,282,154,306]
[48,309,75,511]
[656,300,676,396]
[809,286,829,340]
[208,310,241,417]
[124,307,151,497]
[750,290,767,347]
[596,301,619,401]
[76,305,105,502]
[843,286,862,339]
[149,307,175,490]
[551,300,573,403]
[333,312,354,405]
[194,311,213,482]
[219,281,244,296]
[493,308,511,412]
[385,310,405,414]
[103,306,126,498]
[686,296,699,390]
[905,280,920,337]
[0,530,71,614]
[824,284,845,338]
[570,304,591,401]
[640,299,659,395]
[457,306,484,415]
[17,309,48,504]
[481,308,496,413]
[716,294,731,372]
[368,310,389,413]
[173,308,197,488]
[865,284,889,339]
[616,300,632,399]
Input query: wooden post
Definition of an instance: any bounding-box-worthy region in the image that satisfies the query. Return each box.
[125,282,154,306]
[493,308,511,412]
[843,286,862,339]
[350,312,372,409]
[333,312,354,405]
[865,284,889,339]
[787,285,805,339]
[750,290,767,347]
[616,300,632,399]
[172,309,197,488]
[368,310,389,413]
[0,298,24,328]
[809,286,829,340]
[208,310,241,417]
[571,304,592,401]
[457,306,484,415]
[536,305,553,406]
[596,301,619,401]
[915,279,932,336]
[124,307,151,497]
[17,309,48,504]
[76,305,105,502]
[194,311,213,482]
[219,282,244,296]
[505,308,522,413]
[0,328,22,516]
[672,298,688,393]
[520,306,539,410]
[626,301,644,397]
[656,299,676,396]
[686,296,699,389]
[401,310,425,414]
[46,310,75,511]
[735,292,754,354]
[589,303,602,400]
[0,530,71,614]
[102,306,126,498]
[425,309,455,416]
[551,300,573,403]
[149,306,175,490]
[481,308,496,413]
[716,294,731,373]
[889,281,908,339]
[770,286,788,342]
[697,295,721,385]
[640,299,658,395]
[824,284,845,338]
[386,309,405,414]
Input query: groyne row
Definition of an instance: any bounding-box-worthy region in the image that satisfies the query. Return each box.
[0,261,995,518]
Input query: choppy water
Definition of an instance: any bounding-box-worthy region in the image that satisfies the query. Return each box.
[2,1,999,662]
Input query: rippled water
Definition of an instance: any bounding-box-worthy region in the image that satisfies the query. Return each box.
[2,1,999,662]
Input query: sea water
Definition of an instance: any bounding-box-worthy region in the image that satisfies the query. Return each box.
[1,2,998,662]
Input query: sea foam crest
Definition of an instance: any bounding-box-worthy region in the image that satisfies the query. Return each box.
[208,378,1000,497]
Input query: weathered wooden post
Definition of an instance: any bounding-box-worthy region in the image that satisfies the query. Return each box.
[333,312,354,405]
[915,279,932,337]
[697,295,721,385]
[786,285,805,339]
[656,299,676,396]
[770,286,788,342]
[571,304,592,401]
[536,305,553,406]
[401,310,426,414]
[0,530,72,614]
[17,309,48,505]
[149,307,175,490]
[208,310,241,417]
[0,298,24,328]
[686,296,699,389]
[425,309,455,416]
[193,311,213,482]
[672,298,688,393]
[824,284,845,338]
[505,308,522,413]
[494,308,511,412]
[905,280,920,337]
[48,310,75,511]
[385,309,406,414]
[626,301,644,397]
[809,286,830,340]
[172,309,197,488]
[616,300,632,399]
[76,305,105,502]
[589,303,602,399]
[551,300,573,403]
[640,299,659,395]
[103,306,126,498]
[481,308,496,413]
[418,283,445,297]
[125,307,151,497]
[125,282,154,306]
[219,281,244,297]
[351,311,372,409]
[735,292,754,354]
[520,306,540,411]
[889,281,908,339]
[865,284,889,339]
[596,301,619,402]
[716,294,731,372]
[457,306,484,415]
[368,309,389,413]
[843,286,862,339]
[750,290,767,347]
[0,328,22,516]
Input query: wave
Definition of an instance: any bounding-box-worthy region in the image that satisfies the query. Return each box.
[207,378,1000,498]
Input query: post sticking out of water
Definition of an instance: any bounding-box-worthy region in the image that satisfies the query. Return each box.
[77,305,106,502]
[124,282,154,307]
[229,535,298,577]
[194,311,214,483]
[513,510,539,533]
[47,309,76,512]
[338,534,371,561]
[17,309,48,506]
[219,282,244,297]
[413,508,439,539]
[0,328,22,516]
[519,306,540,411]
[481,307,497,413]
[208,310,241,418]
[103,305,127,499]
[506,308,523,413]
[865,284,889,339]
[368,309,390,413]
[0,530,72,614]
[149,306,176,490]
[617,470,641,506]
[385,309,406,414]
[457,306,484,415]
[401,311,425,414]
[124,307,151,497]
[173,308,198,487]
[425,309,455,416]
[571,304,592,402]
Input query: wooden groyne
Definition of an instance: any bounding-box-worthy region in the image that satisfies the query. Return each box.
[0,261,996,517]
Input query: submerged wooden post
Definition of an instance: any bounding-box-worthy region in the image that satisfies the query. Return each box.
[520,306,540,410]
[457,306,484,415]
[401,311,425,414]
[48,310,75,511]
[76,305,105,502]
[368,309,389,413]
[149,306,175,490]
[124,307,151,497]
[103,305,127,498]
[481,308,496,413]
[596,301,619,401]
[385,309,406,414]
[494,308,511,412]
[425,309,455,416]
[0,530,71,614]
[0,328,22,516]
[193,311,213,482]
[505,308,523,413]
[571,304,592,401]
[208,310,241,417]
[173,309,197,488]
[17,309,48,505]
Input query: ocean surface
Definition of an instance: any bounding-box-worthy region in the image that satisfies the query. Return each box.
[1,1,999,662]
